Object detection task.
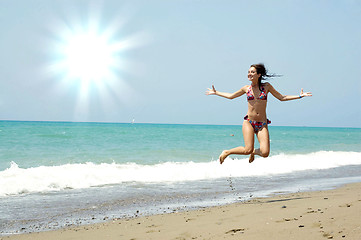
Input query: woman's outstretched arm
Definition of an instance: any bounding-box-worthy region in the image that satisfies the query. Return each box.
[268,83,312,101]
[206,85,247,99]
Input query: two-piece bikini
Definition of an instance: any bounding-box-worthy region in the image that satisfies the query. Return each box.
[245,85,271,133]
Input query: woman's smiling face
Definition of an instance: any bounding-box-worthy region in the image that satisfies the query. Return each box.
[248,67,261,82]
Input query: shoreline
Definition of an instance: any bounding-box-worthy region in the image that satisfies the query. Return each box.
[3,182,361,240]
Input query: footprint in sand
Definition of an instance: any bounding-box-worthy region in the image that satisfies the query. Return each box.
[225,228,245,234]
[185,218,195,222]
[338,203,352,208]
[322,232,334,239]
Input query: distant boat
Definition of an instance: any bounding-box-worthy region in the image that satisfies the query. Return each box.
[131,119,135,124]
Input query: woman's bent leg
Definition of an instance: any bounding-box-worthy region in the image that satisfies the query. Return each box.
[250,126,270,163]
[219,121,255,164]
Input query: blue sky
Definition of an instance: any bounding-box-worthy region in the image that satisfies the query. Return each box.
[0,0,360,127]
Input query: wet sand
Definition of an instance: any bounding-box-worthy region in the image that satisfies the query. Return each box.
[2,182,361,240]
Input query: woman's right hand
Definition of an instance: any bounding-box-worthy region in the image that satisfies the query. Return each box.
[206,85,217,95]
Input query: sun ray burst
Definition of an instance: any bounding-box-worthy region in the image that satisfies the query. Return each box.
[45,5,146,121]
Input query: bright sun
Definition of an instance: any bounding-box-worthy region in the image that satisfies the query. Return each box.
[46,8,145,121]
[56,28,123,87]
[63,33,115,83]
[47,5,133,91]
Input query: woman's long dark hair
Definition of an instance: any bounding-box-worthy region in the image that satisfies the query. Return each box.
[250,63,281,91]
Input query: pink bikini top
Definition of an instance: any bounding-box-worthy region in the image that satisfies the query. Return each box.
[247,85,267,101]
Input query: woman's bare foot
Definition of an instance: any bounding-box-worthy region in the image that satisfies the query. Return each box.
[249,153,255,163]
[219,150,229,164]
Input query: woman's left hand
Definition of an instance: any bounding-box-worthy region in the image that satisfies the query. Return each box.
[300,88,312,97]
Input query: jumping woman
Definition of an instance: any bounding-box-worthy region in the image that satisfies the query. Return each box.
[206,63,312,164]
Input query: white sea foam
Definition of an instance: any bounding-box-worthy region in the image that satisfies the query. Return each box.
[0,151,360,197]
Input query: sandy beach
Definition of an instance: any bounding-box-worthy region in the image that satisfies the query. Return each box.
[2,182,360,240]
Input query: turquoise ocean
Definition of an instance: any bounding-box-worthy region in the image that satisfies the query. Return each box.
[1,121,361,235]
